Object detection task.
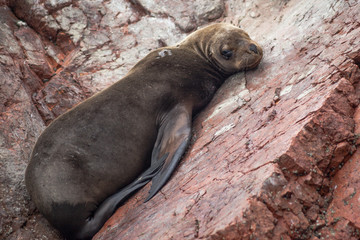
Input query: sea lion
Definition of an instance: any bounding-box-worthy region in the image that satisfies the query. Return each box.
[25,23,263,240]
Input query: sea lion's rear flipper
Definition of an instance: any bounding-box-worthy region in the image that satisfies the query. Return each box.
[75,156,167,239]
[144,104,192,202]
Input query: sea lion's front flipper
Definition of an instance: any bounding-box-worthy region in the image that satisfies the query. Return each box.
[77,104,191,238]
[144,104,192,202]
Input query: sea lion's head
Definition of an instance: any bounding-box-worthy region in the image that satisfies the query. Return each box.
[179,23,263,75]
[206,23,263,74]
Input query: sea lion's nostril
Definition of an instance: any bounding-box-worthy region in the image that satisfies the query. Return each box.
[249,44,258,54]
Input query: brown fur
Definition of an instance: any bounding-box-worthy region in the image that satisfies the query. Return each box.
[25,23,263,239]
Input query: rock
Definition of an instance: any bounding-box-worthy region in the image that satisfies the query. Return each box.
[94,1,360,240]
[44,0,72,12]
[54,5,87,44]
[137,0,225,32]
[249,11,260,18]
[0,0,359,240]
[100,0,138,28]
[326,138,360,229]
[0,5,62,239]
[10,0,61,41]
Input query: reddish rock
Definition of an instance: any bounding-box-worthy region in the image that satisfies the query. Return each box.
[0,0,360,240]
[326,142,360,229]
[95,1,360,240]
[354,107,360,145]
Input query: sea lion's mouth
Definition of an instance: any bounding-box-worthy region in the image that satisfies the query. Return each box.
[245,56,262,70]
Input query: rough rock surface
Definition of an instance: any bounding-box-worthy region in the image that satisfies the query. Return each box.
[0,0,359,240]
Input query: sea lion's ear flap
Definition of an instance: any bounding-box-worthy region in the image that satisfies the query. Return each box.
[144,104,192,202]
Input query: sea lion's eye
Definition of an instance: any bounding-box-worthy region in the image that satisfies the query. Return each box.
[221,50,233,60]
